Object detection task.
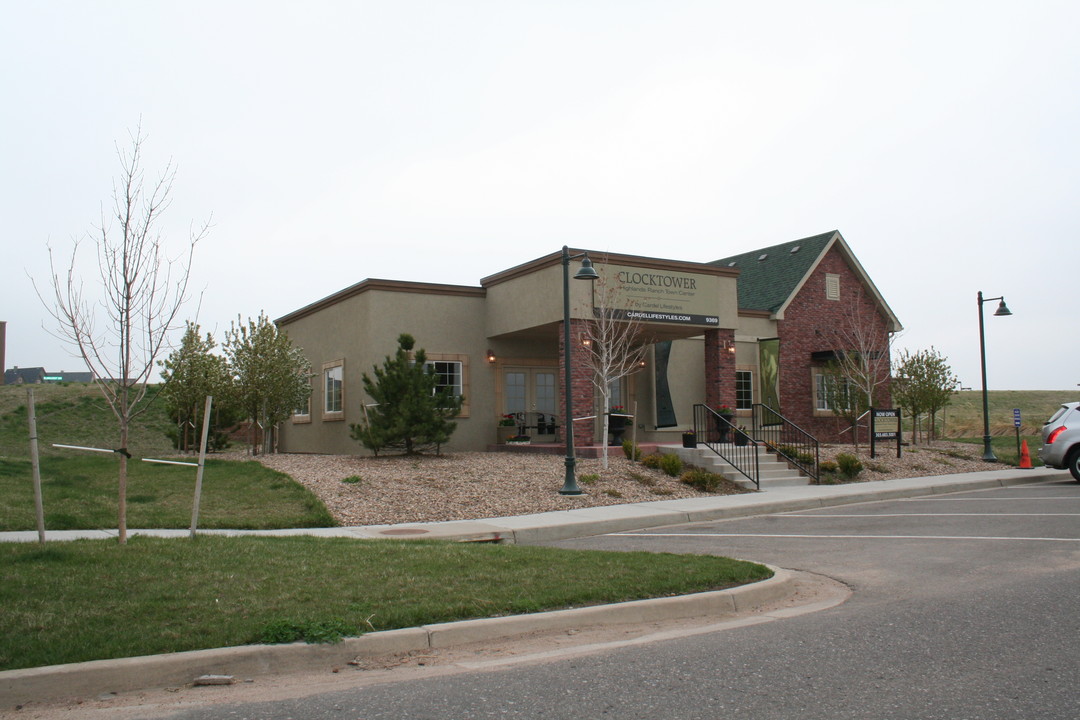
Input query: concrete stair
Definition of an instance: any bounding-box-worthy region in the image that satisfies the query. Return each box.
[660,443,812,491]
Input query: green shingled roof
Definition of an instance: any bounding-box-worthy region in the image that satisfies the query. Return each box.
[711,230,838,312]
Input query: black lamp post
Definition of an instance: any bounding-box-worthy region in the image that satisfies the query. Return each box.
[560,246,599,495]
[977,290,1012,462]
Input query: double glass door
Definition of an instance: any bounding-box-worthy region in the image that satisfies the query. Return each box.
[504,369,558,440]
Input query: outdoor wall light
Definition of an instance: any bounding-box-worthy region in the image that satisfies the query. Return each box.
[977,291,1012,462]
[486,349,496,364]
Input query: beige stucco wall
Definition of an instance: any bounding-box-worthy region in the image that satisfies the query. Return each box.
[278,288,491,455]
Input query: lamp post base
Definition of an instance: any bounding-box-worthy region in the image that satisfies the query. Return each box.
[558,456,583,495]
[982,435,998,462]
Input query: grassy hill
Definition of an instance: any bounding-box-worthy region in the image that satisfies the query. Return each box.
[932,390,1076,438]
[0,382,175,461]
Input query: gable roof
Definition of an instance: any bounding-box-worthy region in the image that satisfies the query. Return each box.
[712,231,836,313]
[711,230,902,331]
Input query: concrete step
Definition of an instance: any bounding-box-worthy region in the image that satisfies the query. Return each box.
[661,444,812,489]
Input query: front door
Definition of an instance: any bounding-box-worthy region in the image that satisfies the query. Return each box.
[504,369,558,440]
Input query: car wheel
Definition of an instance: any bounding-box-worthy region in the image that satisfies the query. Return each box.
[1068,447,1080,482]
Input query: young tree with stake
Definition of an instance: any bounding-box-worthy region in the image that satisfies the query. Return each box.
[37,127,209,544]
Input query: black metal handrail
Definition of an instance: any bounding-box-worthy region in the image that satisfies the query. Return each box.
[692,404,760,490]
[751,403,820,482]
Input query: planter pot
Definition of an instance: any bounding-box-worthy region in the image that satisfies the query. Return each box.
[713,414,734,443]
[682,432,697,448]
[733,431,749,447]
[497,426,517,444]
[608,415,628,446]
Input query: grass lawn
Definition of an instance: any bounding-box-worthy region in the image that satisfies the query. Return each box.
[0,536,772,671]
[0,455,334,531]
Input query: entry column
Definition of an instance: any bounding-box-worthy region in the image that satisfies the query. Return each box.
[704,328,736,411]
[558,318,595,450]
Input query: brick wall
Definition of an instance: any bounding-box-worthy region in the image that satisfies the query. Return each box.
[778,245,894,443]
[558,318,596,449]
[704,328,737,411]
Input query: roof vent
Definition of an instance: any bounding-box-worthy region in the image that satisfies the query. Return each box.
[790,245,801,253]
[758,254,768,261]
[727,261,737,267]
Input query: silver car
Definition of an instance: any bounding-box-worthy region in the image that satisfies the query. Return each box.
[1039,402,1080,481]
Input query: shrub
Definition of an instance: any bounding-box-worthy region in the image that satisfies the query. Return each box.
[622,440,643,461]
[659,453,683,477]
[641,453,664,469]
[680,468,724,492]
[603,489,623,498]
[836,453,864,479]
[776,444,816,466]
[579,473,600,485]
[341,475,362,484]
[818,460,838,473]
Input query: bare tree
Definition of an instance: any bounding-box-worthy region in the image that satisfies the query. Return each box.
[820,288,897,449]
[36,127,209,544]
[579,271,649,469]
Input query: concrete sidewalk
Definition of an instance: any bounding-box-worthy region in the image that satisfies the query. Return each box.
[0,466,1066,546]
[0,467,1069,707]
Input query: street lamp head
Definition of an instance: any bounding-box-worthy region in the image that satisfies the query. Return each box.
[993,299,1012,317]
[574,255,599,281]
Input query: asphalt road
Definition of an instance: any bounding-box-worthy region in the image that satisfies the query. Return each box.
[154,478,1080,720]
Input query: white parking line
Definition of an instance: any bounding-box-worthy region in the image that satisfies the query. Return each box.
[906,497,1080,501]
[783,513,1080,518]
[608,533,1080,542]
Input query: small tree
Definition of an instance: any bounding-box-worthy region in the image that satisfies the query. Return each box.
[350,333,462,456]
[36,127,208,544]
[158,322,238,451]
[820,288,896,448]
[820,360,870,448]
[893,347,959,444]
[224,312,311,455]
[579,271,648,468]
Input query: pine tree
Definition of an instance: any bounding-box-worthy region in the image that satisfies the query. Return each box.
[350,333,462,456]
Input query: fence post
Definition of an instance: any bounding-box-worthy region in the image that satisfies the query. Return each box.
[27,388,46,544]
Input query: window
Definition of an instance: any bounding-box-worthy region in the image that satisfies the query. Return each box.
[293,392,311,423]
[424,353,470,417]
[815,370,854,413]
[427,360,463,398]
[735,370,754,411]
[323,360,344,420]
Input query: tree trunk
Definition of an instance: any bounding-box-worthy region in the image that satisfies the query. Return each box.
[118,420,129,545]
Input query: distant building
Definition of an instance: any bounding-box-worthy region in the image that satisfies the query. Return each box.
[4,367,47,385]
[3,367,95,385]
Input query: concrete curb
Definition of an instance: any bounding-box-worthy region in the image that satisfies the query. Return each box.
[0,567,793,707]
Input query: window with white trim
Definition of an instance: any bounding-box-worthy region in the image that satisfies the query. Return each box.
[323,360,344,419]
[427,360,462,397]
[293,391,311,423]
[814,370,854,413]
[735,370,754,411]
[424,353,470,417]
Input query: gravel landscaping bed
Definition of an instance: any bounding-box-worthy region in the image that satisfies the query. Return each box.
[229,440,996,528]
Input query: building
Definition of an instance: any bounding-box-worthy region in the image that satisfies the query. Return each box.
[276,231,901,455]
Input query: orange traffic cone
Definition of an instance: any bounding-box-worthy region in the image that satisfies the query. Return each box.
[1019,439,1033,469]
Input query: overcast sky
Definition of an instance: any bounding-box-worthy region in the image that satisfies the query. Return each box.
[3,1,1077,394]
